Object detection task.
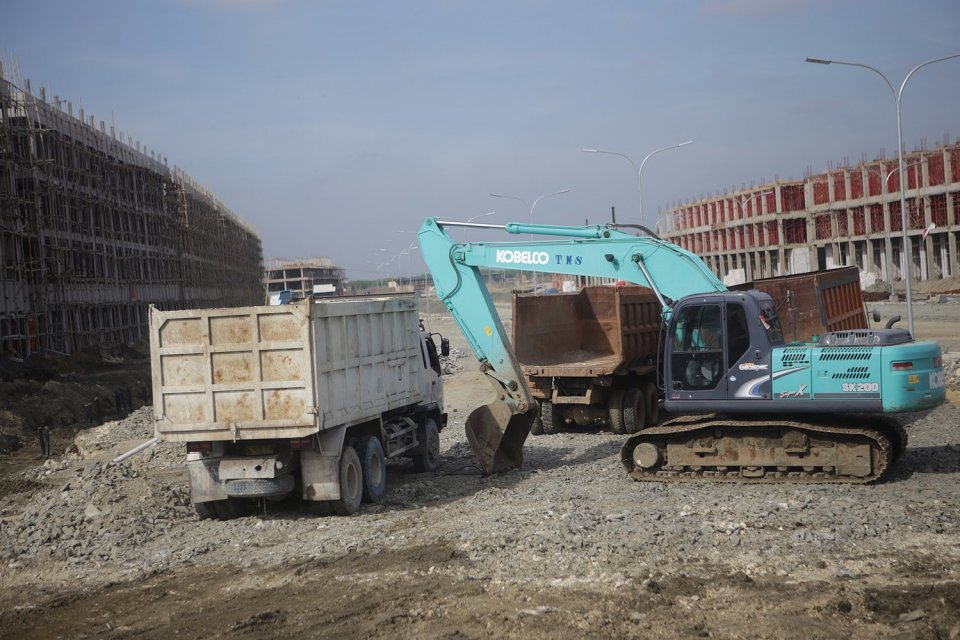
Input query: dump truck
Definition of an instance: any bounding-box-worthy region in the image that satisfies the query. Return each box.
[149,294,447,519]
[516,268,871,436]
[513,285,662,435]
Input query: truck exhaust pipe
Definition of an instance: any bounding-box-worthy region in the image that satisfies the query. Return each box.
[465,400,537,474]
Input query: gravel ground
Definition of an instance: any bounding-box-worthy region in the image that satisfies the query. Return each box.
[1,305,959,639]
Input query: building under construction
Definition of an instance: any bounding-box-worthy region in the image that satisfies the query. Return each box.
[0,69,263,357]
[263,258,345,302]
[663,141,960,289]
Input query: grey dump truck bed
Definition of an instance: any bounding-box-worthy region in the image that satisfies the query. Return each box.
[151,296,425,442]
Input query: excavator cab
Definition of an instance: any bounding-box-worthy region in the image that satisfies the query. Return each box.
[665,291,779,405]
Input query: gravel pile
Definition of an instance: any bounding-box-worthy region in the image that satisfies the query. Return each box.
[440,347,470,375]
[944,353,960,390]
[0,408,195,569]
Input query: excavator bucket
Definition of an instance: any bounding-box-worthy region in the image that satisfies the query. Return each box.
[465,400,537,474]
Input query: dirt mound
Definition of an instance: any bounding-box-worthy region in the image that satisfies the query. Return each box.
[1,408,191,567]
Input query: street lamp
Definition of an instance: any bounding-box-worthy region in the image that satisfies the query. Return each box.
[582,140,693,230]
[730,190,774,217]
[805,53,960,337]
[490,189,571,292]
[489,189,571,227]
[727,190,774,280]
[467,211,497,224]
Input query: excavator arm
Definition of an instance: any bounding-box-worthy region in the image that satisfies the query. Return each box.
[418,216,726,474]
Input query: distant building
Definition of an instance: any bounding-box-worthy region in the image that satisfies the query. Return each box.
[263,258,345,302]
[662,141,960,288]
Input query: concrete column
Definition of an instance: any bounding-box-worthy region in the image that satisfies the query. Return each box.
[949,232,959,278]
[885,237,895,282]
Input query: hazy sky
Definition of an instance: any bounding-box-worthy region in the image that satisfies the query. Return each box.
[2,1,958,279]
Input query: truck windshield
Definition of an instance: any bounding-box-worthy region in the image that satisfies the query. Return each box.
[759,303,785,345]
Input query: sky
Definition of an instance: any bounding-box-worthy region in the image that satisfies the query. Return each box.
[2,0,959,279]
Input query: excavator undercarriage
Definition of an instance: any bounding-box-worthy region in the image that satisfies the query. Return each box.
[621,414,908,484]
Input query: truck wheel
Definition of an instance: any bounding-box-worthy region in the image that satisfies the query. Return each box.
[356,436,386,503]
[194,501,217,520]
[623,386,646,434]
[530,401,545,436]
[608,388,626,435]
[540,400,563,434]
[413,418,440,472]
[332,446,363,516]
[641,381,659,427]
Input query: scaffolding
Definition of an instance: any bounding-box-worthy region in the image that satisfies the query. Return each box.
[0,68,263,357]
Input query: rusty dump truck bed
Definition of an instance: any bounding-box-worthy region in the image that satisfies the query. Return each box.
[730,266,868,343]
[511,285,661,378]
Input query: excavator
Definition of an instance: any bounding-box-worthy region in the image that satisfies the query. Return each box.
[418,217,946,483]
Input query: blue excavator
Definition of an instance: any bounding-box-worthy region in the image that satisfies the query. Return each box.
[418,217,946,483]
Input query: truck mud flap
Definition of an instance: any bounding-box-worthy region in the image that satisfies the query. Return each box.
[465,401,537,474]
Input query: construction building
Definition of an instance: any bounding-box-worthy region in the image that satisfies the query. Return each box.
[263,258,345,302]
[662,141,960,289]
[1,68,263,357]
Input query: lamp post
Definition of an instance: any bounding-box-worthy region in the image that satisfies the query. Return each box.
[805,53,960,338]
[728,190,774,279]
[490,189,571,293]
[582,140,693,230]
[467,211,497,224]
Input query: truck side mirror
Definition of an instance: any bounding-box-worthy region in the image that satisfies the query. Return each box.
[441,338,450,357]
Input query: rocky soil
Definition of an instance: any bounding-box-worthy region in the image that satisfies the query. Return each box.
[0,302,959,639]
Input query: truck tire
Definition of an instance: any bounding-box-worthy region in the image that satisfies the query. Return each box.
[623,386,646,434]
[608,388,626,435]
[540,400,563,434]
[530,400,545,436]
[356,436,386,503]
[413,418,440,472]
[641,380,659,427]
[332,446,363,516]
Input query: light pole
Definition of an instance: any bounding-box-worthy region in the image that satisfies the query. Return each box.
[582,140,693,230]
[729,190,774,279]
[490,189,571,293]
[806,53,960,338]
[490,189,571,228]
[466,211,497,224]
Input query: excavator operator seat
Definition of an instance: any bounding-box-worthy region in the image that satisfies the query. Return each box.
[672,303,724,391]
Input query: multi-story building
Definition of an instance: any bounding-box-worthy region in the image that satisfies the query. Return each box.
[263,258,345,302]
[662,142,960,288]
[0,68,263,357]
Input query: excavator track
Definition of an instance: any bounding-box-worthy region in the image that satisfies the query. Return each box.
[620,414,907,484]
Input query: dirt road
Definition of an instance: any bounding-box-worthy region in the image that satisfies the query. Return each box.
[1,302,959,639]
